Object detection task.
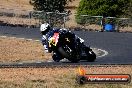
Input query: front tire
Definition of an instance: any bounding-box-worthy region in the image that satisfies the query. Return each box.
[52,53,61,62]
[58,47,80,63]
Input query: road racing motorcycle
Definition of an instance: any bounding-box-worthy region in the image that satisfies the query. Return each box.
[48,30,96,62]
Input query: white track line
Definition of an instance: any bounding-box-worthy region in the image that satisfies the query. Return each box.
[36,61,42,63]
[18,38,26,40]
[97,49,108,58]
[18,62,23,64]
[0,36,40,42]
[35,40,40,42]
[26,39,33,41]
[0,36,7,38]
[10,37,16,39]
[47,60,53,62]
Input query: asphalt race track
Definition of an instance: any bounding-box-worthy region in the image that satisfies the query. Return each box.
[0,26,132,67]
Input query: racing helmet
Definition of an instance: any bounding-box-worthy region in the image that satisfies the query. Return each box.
[40,23,51,35]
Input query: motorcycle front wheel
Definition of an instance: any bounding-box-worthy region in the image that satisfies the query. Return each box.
[58,47,80,63]
[52,52,62,62]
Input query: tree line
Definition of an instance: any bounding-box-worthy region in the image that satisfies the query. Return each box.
[30,0,132,18]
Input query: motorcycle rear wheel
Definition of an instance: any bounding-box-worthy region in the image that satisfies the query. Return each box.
[84,47,96,62]
[87,51,96,62]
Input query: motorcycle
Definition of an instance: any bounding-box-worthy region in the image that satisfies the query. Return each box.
[48,30,96,62]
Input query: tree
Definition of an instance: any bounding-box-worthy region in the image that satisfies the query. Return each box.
[76,0,131,17]
[30,0,72,12]
[123,0,132,18]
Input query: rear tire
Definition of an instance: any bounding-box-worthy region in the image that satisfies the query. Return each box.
[85,47,96,62]
[87,51,96,62]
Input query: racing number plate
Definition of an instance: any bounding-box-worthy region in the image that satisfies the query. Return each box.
[49,32,59,47]
[53,33,59,46]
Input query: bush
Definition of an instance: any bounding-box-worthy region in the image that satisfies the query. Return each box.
[30,0,72,12]
[76,0,132,24]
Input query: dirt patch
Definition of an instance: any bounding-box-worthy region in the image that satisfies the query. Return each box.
[0,16,39,26]
[0,37,51,63]
[118,27,132,33]
[0,0,33,10]
[0,66,131,88]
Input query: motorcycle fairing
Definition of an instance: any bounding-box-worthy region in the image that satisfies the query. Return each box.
[49,32,59,47]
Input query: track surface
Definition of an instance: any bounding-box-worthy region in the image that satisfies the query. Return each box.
[0,26,132,67]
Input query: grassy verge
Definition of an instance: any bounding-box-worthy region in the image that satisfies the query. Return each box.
[0,37,101,63]
[0,37,51,63]
[0,66,131,88]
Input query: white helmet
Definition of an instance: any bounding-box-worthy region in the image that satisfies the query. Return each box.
[40,23,50,32]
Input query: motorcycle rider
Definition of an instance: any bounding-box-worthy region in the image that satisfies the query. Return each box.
[40,22,84,53]
[40,22,65,53]
[40,22,52,53]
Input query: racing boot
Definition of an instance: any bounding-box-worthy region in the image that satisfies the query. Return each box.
[43,45,49,53]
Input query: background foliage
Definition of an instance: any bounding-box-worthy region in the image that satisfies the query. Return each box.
[76,0,132,17]
[76,0,132,24]
[30,0,72,12]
